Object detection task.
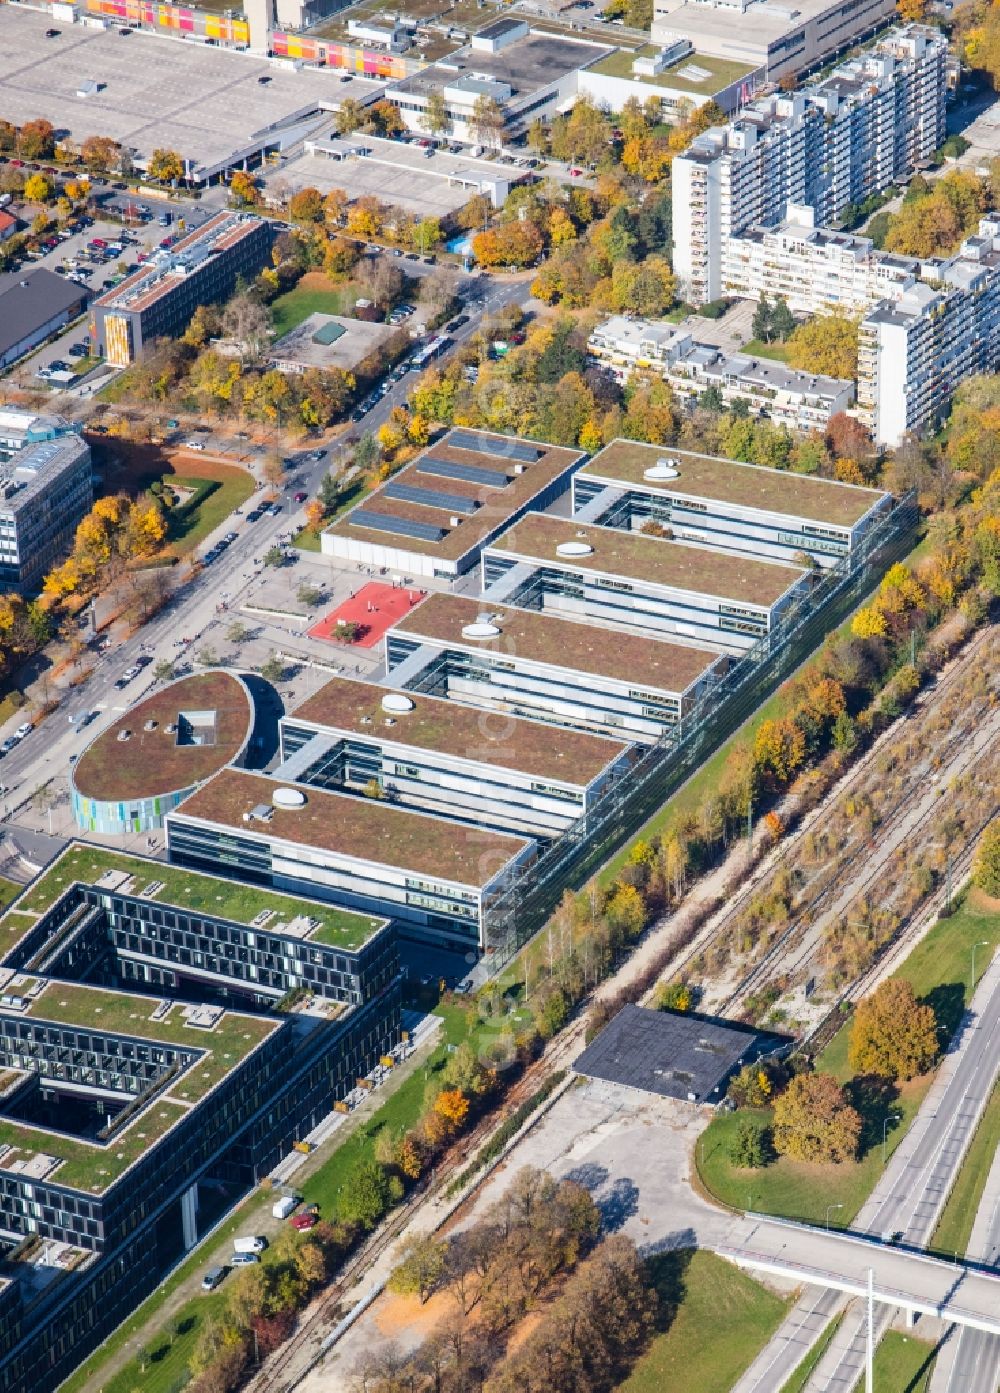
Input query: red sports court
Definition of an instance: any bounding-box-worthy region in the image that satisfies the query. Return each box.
[308,582,427,649]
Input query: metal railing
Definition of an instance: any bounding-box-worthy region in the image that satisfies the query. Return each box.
[483,491,919,966]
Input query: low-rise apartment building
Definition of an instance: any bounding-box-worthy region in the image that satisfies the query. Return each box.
[91,212,271,365]
[587,316,854,431]
[573,440,891,569]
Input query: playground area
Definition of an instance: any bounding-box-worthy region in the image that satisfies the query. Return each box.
[307,582,427,649]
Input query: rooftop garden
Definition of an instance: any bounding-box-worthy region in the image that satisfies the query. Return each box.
[9,845,383,952]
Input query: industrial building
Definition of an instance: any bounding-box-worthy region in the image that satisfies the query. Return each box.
[0,845,400,1393]
[70,672,256,836]
[479,514,810,653]
[267,313,396,375]
[651,0,896,82]
[573,441,890,570]
[672,26,947,304]
[384,593,724,742]
[90,213,271,365]
[166,768,536,952]
[322,429,583,580]
[587,316,855,432]
[0,270,88,372]
[0,417,92,590]
[276,675,635,840]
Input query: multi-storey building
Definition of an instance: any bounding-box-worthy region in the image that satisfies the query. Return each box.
[587,315,854,431]
[479,514,810,654]
[277,676,634,841]
[0,415,92,590]
[90,213,271,365]
[0,846,399,1393]
[166,768,536,952]
[857,226,1000,445]
[573,440,890,570]
[384,593,724,744]
[720,204,920,314]
[672,26,947,304]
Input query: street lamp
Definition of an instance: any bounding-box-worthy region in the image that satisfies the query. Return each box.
[882,1112,901,1165]
[971,940,990,997]
[826,1202,844,1231]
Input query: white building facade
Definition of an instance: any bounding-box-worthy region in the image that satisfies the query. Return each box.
[672,26,947,304]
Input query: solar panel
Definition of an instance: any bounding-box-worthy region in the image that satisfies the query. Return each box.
[385,481,479,514]
[418,456,509,489]
[449,430,540,464]
[351,509,445,543]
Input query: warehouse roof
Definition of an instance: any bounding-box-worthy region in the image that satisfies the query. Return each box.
[0,269,86,361]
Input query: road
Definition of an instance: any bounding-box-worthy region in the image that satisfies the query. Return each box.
[733,940,1000,1393]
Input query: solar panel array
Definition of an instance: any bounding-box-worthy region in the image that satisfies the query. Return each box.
[418,456,509,489]
[450,430,540,464]
[385,481,479,515]
[351,509,446,543]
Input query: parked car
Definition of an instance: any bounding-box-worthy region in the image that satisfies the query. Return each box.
[233,1236,267,1255]
[0,738,16,756]
[293,491,307,503]
[13,723,32,741]
[230,1253,259,1267]
[267,503,282,516]
[184,439,206,452]
[290,1212,318,1231]
[201,1266,227,1291]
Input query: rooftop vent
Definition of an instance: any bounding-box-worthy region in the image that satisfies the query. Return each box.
[382,693,414,714]
[273,787,307,810]
[556,540,593,558]
[644,457,681,481]
[462,621,501,639]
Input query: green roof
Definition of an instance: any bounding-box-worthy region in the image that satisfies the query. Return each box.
[0,980,280,1194]
[5,844,386,954]
[590,46,754,94]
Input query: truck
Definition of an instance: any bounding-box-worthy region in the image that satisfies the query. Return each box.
[233,1236,267,1255]
[271,1195,300,1221]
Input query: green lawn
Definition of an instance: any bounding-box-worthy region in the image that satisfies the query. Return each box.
[779,1315,843,1393]
[620,1250,791,1393]
[0,876,22,910]
[931,1080,1000,1261]
[851,1332,936,1393]
[696,1082,928,1227]
[270,283,359,338]
[96,1298,217,1393]
[293,526,322,552]
[166,468,255,557]
[740,337,792,362]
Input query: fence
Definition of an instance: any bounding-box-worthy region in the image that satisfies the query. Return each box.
[483,491,920,966]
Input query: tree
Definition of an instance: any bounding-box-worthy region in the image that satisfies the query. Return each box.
[786,315,859,380]
[848,979,939,1081]
[147,148,185,184]
[826,411,872,463]
[370,99,403,138]
[728,1063,772,1109]
[339,1159,399,1229]
[974,818,1000,898]
[230,170,259,207]
[424,89,449,136]
[752,294,774,343]
[153,660,175,682]
[23,173,53,203]
[654,980,692,1012]
[433,1088,470,1135]
[289,187,324,224]
[19,119,54,160]
[226,621,250,645]
[336,99,365,136]
[388,1235,447,1303]
[772,1073,862,1163]
[81,135,122,171]
[263,545,285,568]
[221,292,272,363]
[729,1117,771,1168]
[260,654,286,682]
[471,94,505,151]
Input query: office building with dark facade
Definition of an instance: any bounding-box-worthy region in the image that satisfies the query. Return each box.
[90,212,271,365]
[0,845,399,1393]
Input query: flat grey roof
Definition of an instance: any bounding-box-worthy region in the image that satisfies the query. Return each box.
[574,1003,785,1104]
[0,7,383,179]
[268,313,396,372]
[0,270,86,358]
[389,31,611,100]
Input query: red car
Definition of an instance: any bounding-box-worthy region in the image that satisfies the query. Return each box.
[289,1212,317,1231]
[293,491,307,503]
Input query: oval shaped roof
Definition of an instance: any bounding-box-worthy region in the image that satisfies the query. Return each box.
[73,671,253,804]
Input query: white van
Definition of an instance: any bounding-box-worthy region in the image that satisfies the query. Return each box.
[233,1235,267,1255]
[271,1195,299,1221]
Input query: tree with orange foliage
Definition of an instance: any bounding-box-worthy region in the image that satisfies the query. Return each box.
[433,1088,470,1136]
[753,718,806,786]
[304,499,326,534]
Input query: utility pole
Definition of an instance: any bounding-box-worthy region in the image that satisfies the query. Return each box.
[866,1267,874,1393]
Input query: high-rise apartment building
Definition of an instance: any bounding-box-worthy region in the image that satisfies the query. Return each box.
[672,26,947,304]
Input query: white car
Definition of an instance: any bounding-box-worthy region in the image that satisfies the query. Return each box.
[185,439,206,452]
[13,723,32,741]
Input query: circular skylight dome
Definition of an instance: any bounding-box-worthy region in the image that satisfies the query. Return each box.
[381,694,415,714]
[461,622,501,639]
[273,787,307,809]
[644,457,681,481]
[556,540,594,557]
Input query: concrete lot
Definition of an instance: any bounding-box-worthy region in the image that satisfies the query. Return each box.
[268,141,507,217]
[0,8,383,180]
[269,313,397,373]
